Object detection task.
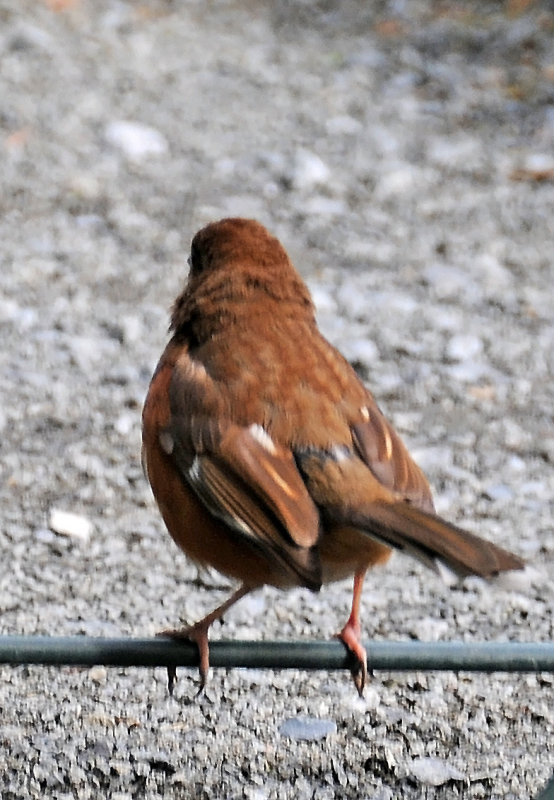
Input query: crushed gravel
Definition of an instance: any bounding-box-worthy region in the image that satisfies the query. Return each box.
[0,1,552,798]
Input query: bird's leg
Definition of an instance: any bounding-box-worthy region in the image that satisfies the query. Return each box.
[336,568,368,696]
[158,584,251,695]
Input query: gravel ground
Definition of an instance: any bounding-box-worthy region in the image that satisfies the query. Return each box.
[0,1,553,798]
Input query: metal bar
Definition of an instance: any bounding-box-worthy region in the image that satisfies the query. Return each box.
[535,774,554,800]
[0,636,552,672]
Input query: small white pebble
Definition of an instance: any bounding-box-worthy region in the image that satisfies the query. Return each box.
[427,134,481,168]
[105,120,168,161]
[409,756,465,786]
[484,483,513,502]
[447,360,488,383]
[293,149,330,190]
[114,412,135,436]
[447,334,483,362]
[493,565,536,592]
[120,315,143,343]
[375,166,416,199]
[49,508,92,542]
[88,666,107,684]
[244,788,270,800]
[279,716,337,741]
[521,152,554,173]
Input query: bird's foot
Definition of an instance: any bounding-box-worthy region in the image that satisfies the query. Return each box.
[336,620,368,697]
[157,621,211,696]
[155,584,251,696]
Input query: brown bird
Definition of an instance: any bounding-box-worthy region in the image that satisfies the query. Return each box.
[142,217,523,695]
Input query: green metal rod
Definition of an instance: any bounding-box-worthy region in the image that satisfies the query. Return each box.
[536,774,554,800]
[0,636,552,672]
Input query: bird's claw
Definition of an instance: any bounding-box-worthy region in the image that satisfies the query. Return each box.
[167,665,177,695]
[336,622,369,697]
[351,659,367,697]
[156,623,210,695]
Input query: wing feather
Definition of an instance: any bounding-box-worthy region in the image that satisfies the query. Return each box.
[352,403,435,512]
[165,353,322,589]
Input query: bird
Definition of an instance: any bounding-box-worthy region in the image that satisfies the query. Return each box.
[141,217,524,695]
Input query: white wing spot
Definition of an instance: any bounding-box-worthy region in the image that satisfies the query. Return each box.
[191,359,208,380]
[181,354,209,384]
[159,430,174,455]
[331,445,351,462]
[434,559,460,587]
[248,423,277,454]
[360,406,370,421]
[188,455,201,481]
[382,426,393,460]
[189,456,253,536]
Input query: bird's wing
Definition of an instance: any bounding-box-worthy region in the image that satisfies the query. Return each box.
[295,447,523,580]
[351,401,435,512]
[164,352,322,590]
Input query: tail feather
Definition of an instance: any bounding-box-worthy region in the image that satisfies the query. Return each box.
[349,502,524,579]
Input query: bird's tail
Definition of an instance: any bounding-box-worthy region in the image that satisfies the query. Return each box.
[348,502,524,580]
